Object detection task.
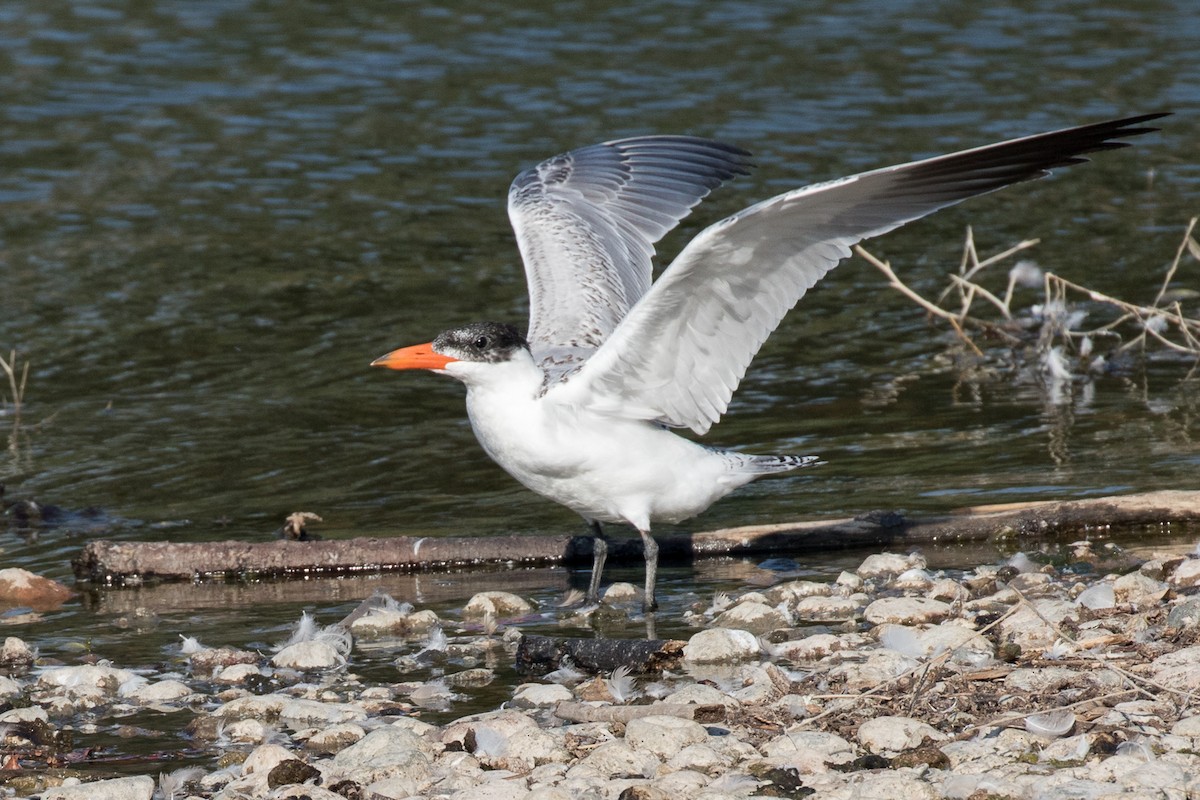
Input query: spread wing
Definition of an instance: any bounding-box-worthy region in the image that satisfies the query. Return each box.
[507,136,752,382]
[551,114,1167,434]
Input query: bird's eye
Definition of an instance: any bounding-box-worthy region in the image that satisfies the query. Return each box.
[473,335,489,349]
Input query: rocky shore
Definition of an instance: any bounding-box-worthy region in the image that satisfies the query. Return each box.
[4,539,1200,799]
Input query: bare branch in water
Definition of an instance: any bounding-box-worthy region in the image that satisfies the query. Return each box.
[857,219,1200,375]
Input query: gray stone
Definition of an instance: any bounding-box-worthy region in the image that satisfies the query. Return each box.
[625,714,708,759]
[41,776,155,800]
[681,627,760,663]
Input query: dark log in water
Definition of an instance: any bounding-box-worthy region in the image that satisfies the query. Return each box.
[515,633,686,674]
[72,490,1200,584]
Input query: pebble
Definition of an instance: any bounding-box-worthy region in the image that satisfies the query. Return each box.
[863,596,952,625]
[40,775,155,800]
[712,600,788,633]
[271,639,346,671]
[625,715,708,759]
[6,545,1200,799]
[0,567,73,608]
[1169,557,1200,587]
[463,591,534,617]
[857,715,946,753]
[681,627,760,663]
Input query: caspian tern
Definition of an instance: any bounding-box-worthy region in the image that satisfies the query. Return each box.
[373,113,1165,611]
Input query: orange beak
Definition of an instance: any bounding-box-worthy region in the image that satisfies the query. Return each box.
[370,342,457,371]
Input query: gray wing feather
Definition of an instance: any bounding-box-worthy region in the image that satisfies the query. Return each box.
[507,136,752,380]
[554,114,1166,434]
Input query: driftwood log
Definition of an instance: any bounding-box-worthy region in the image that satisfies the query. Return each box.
[73,489,1200,584]
[515,633,686,674]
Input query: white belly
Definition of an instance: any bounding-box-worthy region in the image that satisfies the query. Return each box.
[464,386,745,530]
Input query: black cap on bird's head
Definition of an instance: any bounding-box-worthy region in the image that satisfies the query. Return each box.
[371,321,529,371]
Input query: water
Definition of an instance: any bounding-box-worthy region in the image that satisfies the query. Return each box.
[0,0,1198,775]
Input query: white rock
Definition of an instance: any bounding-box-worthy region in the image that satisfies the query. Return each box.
[1123,760,1188,789]
[0,636,35,665]
[215,692,289,722]
[713,601,788,633]
[665,743,730,775]
[864,596,952,625]
[329,726,435,785]
[1149,645,1200,691]
[728,663,790,705]
[304,722,366,754]
[836,571,863,589]
[602,583,639,603]
[761,730,856,772]
[364,775,422,799]
[1004,667,1080,693]
[224,718,270,743]
[624,715,708,759]
[1171,713,1200,736]
[242,742,293,775]
[524,788,572,800]
[1113,572,1169,606]
[1036,732,1090,761]
[272,639,345,670]
[40,776,155,800]
[212,662,265,684]
[350,606,440,638]
[279,697,367,729]
[772,633,847,663]
[665,683,737,707]
[463,591,534,617]
[442,710,566,770]
[214,742,296,796]
[655,769,710,795]
[441,781,533,800]
[831,649,919,691]
[681,628,760,663]
[0,675,21,698]
[845,771,937,799]
[927,579,967,602]
[767,580,831,604]
[858,715,946,753]
[579,740,658,778]
[0,705,47,723]
[857,552,922,578]
[998,599,1078,649]
[512,682,574,708]
[122,679,194,703]
[793,595,861,622]
[1169,558,1200,587]
[38,664,138,694]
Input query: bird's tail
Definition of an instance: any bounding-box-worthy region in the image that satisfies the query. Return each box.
[721,452,823,474]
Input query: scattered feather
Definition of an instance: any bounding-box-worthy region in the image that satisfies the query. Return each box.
[879,627,923,658]
[1025,709,1075,738]
[606,664,636,703]
[1006,553,1039,574]
[557,588,586,607]
[419,626,448,655]
[157,766,206,800]
[1044,639,1075,660]
[472,725,509,757]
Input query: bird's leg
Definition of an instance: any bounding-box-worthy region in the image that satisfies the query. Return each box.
[585,519,607,605]
[639,528,659,612]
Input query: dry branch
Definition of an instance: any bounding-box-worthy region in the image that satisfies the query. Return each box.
[73,490,1200,585]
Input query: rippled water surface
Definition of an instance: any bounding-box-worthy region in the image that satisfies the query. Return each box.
[0,0,1198,775]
